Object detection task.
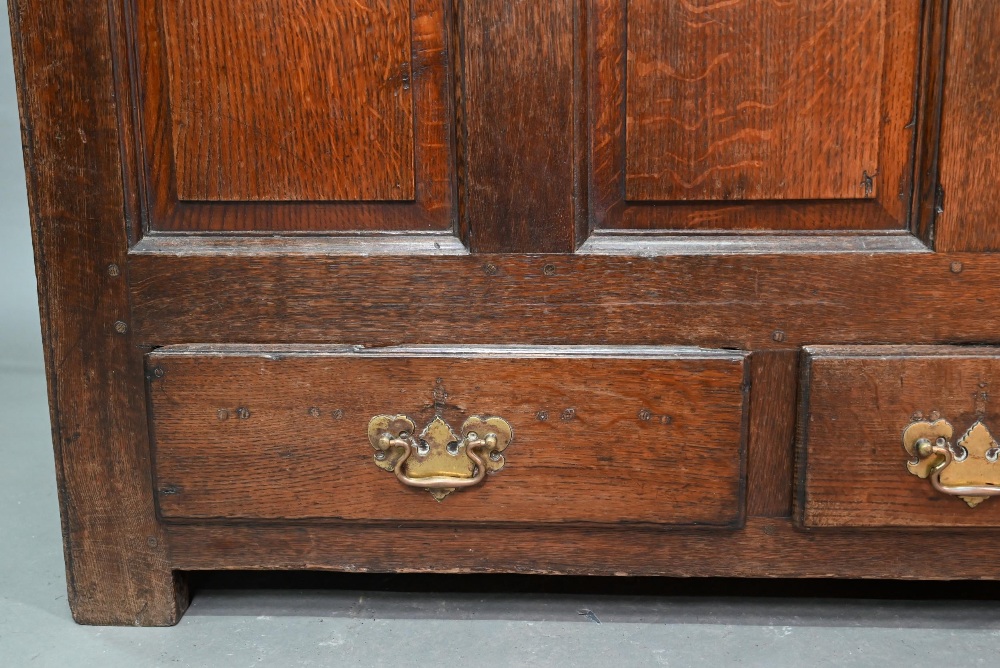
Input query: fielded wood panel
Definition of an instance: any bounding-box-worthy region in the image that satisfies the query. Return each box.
[592,0,923,231]
[626,0,882,201]
[8,0,187,625]
[130,249,986,350]
[134,0,455,231]
[149,346,748,526]
[798,347,1000,528]
[166,519,1000,579]
[934,1,1000,251]
[163,0,415,202]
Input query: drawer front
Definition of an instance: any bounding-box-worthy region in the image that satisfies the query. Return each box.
[798,346,1000,528]
[148,345,748,527]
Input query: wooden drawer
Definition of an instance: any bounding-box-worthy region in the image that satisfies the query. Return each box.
[148,345,749,527]
[797,346,1000,528]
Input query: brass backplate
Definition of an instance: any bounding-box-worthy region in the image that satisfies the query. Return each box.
[368,414,513,500]
[904,418,1000,507]
[943,422,1000,507]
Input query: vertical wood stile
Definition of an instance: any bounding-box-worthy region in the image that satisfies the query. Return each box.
[8,0,187,625]
[461,0,580,253]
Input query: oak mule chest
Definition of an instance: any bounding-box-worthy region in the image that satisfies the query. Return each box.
[11,0,1000,625]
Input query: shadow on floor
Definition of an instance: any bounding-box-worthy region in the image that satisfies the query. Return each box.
[186,571,1000,629]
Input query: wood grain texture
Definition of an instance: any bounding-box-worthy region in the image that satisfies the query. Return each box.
[15,0,1000,629]
[579,230,926,254]
[9,0,186,625]
[165,518,1000,580]
[909,0,950,246]
[626,0,882,201]
[604,200,903,232]
[134,0,455,230]
[934,1,1000,251]
[149,346,747,525]
[130,250,992,350]
[132,234,469,256]
[462,0,578,252]
[746,352,799,517]
[591,0,922,230]
[163,0,414,202]
[798,346,1000,528]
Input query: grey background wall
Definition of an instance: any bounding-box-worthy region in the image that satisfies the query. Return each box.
[0,0,41,375]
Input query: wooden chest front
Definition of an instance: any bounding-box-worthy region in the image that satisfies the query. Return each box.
[11,0,1000,625]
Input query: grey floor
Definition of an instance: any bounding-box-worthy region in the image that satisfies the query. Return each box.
[2,5,1000,667]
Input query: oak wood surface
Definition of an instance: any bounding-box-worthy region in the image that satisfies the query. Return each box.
[129,250,988,350]
[909,0,950,245]
[162,0,415,202]
[13,0,1000,628]
[149,346,748,526]
[591,0,923,231]
[164,518,1000,580]
[798,346,1000,528]
[597,200,905,233]
[461,0,578,252]
[934,0,1000,251]
[579,230,927,254]
[626,0,883,202]
[133,0,456,231]
[9,0,187,625]
[747,352,799,517]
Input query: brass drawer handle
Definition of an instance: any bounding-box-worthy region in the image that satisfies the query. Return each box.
[903,418,1000,507]
[368,414,513,501]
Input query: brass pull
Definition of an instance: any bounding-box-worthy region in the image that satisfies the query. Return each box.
[903,418,1000,507]
[368,414,513,501]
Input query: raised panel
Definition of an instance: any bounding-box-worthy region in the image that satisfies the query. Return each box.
[626,0,883,202]
[592,0,924,232]
[163,0,415,202]
[133,0,455,232]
